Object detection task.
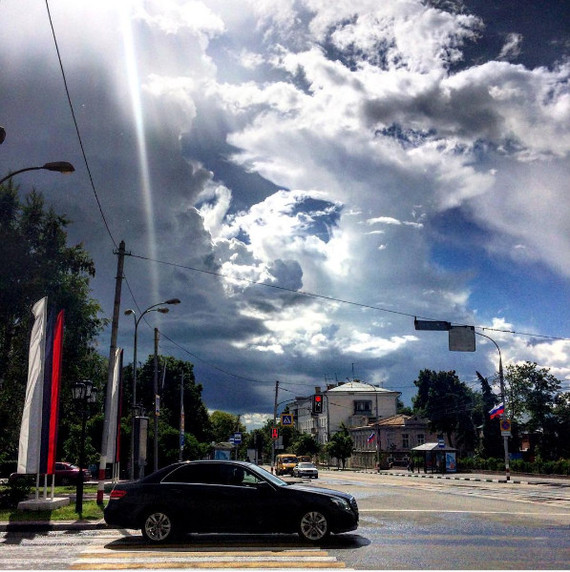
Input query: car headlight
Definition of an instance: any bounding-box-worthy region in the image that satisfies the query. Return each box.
[330,497,351,511]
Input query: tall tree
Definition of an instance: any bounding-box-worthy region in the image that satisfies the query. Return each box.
[475,371,503,458]
[209,411,245,443]
[325,423,353,469]
[412,369,477,453]
[504,362,561,459]
[0,183,104,461]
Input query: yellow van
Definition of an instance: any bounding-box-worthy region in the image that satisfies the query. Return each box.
[275,454,298,476]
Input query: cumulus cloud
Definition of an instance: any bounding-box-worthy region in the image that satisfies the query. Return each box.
[1,0,569,414]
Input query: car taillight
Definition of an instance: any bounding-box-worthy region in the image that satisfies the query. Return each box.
[110,489,128,500]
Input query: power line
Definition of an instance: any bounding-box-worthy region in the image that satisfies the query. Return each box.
[45,0,117,248]
[127,251,570,343]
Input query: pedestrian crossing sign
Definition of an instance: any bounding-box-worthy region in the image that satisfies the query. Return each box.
[281,414,293,426]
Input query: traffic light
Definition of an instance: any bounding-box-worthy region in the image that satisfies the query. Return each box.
[271,427,279,440]
[312,394,323,414]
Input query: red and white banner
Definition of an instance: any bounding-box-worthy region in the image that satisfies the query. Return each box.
[17,298,65,476]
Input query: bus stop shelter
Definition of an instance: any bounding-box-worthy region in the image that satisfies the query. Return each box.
[412,443,457,473]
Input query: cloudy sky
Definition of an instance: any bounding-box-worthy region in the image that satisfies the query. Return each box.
[1,0,569,429]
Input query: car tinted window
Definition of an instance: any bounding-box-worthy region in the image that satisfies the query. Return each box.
[163,464,221,484]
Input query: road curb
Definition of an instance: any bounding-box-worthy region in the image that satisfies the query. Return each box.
[0,519,109,533]
[356,469,570,487]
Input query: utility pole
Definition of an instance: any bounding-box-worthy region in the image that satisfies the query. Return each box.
[97,240,126,504]
[179,373,184,462]
[153,328,159,473]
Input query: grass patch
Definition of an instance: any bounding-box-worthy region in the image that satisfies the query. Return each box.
[0,500,104,522]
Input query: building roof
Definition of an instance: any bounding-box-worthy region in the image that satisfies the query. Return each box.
[326,380,399,394]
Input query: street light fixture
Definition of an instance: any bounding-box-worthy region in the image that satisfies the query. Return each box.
[0,161,75,185]
[124,298,181,480]
[414,318,511,481]
[71,380,97,515]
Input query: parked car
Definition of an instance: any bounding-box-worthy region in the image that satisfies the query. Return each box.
[9,462,91,486]
[293,462,319,479]
[104,460,358,544]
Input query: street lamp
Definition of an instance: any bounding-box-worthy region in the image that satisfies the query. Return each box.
[124,298,180,479]
[414,318,511,481]
[71,380,97,515]
[0,161,75,185]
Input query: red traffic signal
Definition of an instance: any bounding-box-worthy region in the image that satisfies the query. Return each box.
[271,427,279,440]
[312,394,323,414]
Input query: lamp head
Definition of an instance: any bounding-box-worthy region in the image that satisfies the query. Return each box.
[165,298,181,305]
[42,161,75,174]
[124,309,135,316]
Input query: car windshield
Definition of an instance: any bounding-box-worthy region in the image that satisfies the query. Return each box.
[298,463,314,468]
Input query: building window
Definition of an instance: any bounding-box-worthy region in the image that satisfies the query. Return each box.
[417,434,425,446]
[354,400,372,414]
[402,433,409,449]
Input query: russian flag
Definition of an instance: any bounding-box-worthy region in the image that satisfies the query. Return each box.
[489,402,504,419]
[367,431,376,442]
[18,298,64,476]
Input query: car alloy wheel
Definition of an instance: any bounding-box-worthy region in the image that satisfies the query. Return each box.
[142,510,174,543]
[299,510,329,542]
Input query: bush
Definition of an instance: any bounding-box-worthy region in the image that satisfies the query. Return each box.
[0,480,31,509]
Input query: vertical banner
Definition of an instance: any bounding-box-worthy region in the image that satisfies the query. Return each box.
[105,347,123,463]
[39,309,64,475]
[18,297,48,474]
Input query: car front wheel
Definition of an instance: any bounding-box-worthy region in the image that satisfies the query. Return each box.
[299,510,329,542]
[142,510,176,543]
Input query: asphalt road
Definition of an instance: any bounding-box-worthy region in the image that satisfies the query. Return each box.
[1,470,569,569]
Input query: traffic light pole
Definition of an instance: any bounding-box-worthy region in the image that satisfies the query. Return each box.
[272,380,279,471]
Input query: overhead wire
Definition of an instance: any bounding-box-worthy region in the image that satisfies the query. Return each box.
[127,251,570,343]
[44,0,117,249]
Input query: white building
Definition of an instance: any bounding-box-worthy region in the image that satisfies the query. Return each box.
[291,381,401,444]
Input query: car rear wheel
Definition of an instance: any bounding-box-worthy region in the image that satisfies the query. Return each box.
[142,510,176,543]
[299,510,329,542]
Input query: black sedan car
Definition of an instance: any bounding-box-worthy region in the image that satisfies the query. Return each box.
[104,460,358,544]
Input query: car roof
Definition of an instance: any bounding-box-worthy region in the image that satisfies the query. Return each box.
[141,460,255,483]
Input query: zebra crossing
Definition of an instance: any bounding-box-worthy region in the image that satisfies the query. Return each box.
[70,532,349,570]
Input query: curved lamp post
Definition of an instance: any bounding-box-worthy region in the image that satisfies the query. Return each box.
[71,380,97,515]
[125,298,181,479]
[0,161,75,185]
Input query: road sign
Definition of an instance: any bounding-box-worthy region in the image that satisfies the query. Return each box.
[414,319,451,331]
[234,432,242,444]
[500,419,512,436]
[438,438,445,448]
[281,414,293,426]
[449,325,476,352]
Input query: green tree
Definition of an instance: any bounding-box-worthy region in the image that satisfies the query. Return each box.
[504,362,561,459]
[0,183,104,461]
[209,411,246,443]
[292,433,321,458]
[325,424,353,469]
[552,392,570,458]
[474,371,503,458]
[121,356,212,469]
[412,369,477,453]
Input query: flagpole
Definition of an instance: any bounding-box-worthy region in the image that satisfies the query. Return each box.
[478,331,510,482]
